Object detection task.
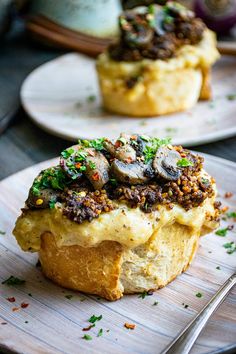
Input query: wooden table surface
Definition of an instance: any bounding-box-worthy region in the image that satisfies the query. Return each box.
[1,21,236,181]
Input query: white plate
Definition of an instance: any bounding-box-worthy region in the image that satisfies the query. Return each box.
[21,53,236,145]
[0,153,236,354]
[21,53,236,146]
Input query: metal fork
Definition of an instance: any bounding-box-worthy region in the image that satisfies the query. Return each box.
[162,272,236,354]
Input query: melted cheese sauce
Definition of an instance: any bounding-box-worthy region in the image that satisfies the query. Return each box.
[13,187,218,252]
[97,29,219,79]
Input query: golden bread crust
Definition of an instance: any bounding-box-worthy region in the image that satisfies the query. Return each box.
[40,233,123,301]
[39,220,203,300]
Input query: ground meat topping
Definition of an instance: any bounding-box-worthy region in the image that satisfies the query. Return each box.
[62,187,115,224]
[109,2,205,62]
[26,134,216,224]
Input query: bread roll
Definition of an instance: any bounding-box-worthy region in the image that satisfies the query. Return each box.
[96,3,220,117]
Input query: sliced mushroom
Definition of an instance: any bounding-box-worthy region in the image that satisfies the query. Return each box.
[104,138,136,162]
[166,2,194,21]
[60,145,83,180]
[103,140,116,156]
[111,159,150,185]
[120,12,153,48]
[132,135,150,157]
[153,146,182,181]
[26,188,60,209]
[153,8,166,36]
[84,149,110,190]
[116,144,136,162]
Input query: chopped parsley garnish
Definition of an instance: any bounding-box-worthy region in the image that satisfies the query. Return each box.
[226,94,236,101]
[110,178,118,186]
[148,3,155,15]
[143,137,172,163]
[223,241,236,254]
[119,17,128,27]
[32,167,69,196]
[32,186,40,196]
[65,294,73,300]
[88,161,96,170]
[140,135,150,142]
[138,291,153,299]
[74,150,88,162]
[152,301,158,306]
[215,228,228,237]
[216,266,221,270]
[87,95,96,102]
[147,4,155,27]
[49,199,56,209]
[226,212,236,219]
[0,230,6,235]
[195,292,203,298]
[83,334,92,340]
[88,314,102,324]
[78,138,105,151]
[61,148,74,159]
[164,15,174,24]
[2,276,25,286]
[177,158,194,167]
[201,177,209,184]
[97,329,103,337]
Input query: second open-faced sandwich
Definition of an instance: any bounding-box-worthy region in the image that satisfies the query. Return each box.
[13,134,220,300]
[96,1,220,117]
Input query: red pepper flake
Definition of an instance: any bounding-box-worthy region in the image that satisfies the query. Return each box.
[21,302,29,309]
[75,162,82,169]
[92,172,100,181]
[115,141,121,148]
[124,323,136,330]
[7,297,15,303]
[12,307,20,312]
[82,324,95,331]
[224,192,233,199]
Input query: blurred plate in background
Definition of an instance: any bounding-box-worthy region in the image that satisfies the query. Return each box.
[21,53,236,146]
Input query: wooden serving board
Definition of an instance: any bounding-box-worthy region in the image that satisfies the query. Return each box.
[0,154,236,354]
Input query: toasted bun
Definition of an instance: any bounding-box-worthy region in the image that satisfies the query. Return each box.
[39,218,209,300]
[96,30,219,117]
[14,194,219,301]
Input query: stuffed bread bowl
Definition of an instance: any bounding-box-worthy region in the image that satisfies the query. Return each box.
[13,134,220,300]
[96,2,220,117]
